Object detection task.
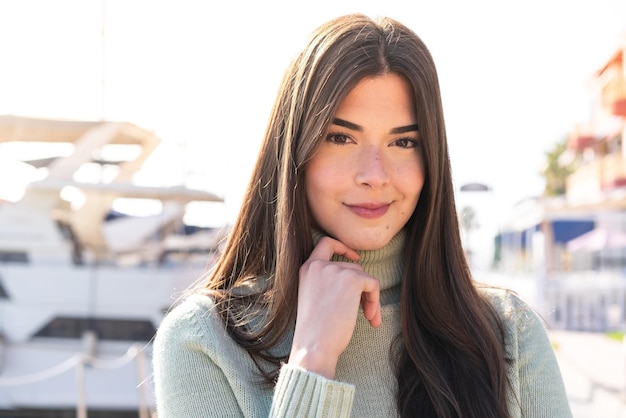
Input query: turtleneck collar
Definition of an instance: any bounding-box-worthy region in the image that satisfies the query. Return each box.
[311,229,405,305]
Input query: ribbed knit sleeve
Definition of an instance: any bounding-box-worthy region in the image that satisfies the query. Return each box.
[270,365,355,417]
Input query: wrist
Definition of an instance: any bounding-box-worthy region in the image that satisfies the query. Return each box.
[288,344,338,380]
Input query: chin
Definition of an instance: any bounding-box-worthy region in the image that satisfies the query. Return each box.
[345,235,392,252]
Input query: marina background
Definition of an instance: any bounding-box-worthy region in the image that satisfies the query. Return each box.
[1,1,626,417]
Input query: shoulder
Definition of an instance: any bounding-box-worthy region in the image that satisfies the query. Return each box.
[477,289,571,415]
[158,293,218,332]
[479,286,539,325]
[154,293,230,356]
[478,286,552,359]
[152,294,274,416]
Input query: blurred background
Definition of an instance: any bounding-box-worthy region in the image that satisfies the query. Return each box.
[0,0,625,416]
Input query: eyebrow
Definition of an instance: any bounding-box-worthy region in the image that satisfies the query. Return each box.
[332,118,418,134]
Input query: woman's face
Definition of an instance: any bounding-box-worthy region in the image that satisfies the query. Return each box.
[305,73,424,251]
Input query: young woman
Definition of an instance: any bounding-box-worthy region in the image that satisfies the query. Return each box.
[153,14,571,417]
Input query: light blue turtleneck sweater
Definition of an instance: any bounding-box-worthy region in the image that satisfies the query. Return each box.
[152,230,572,417]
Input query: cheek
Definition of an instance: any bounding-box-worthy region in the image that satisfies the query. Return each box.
[394,160,424,195]
[305,174,330,230]
[305,157,346,194]
[304,161,333,215]
[304,162,323,199]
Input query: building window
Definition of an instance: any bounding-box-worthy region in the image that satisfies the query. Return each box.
[33,316,156,341]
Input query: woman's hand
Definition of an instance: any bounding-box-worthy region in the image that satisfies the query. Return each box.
[288,236,381,379]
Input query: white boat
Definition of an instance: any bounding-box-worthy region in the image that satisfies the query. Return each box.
[0,115,226,417]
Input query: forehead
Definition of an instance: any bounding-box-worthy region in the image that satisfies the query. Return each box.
[333,73,416,122]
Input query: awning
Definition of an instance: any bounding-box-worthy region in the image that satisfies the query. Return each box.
[567,228,626,252]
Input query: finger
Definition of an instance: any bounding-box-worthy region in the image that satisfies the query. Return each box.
[362,298,382,328]
[309,236,360,262]
[369,304,382,328]
[361,278,382,328]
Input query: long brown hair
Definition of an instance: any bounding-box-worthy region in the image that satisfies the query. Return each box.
[202,14,509,418]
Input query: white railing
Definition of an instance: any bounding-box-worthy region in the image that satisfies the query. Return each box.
[480,270,626,332]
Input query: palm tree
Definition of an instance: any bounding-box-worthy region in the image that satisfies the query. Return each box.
[542,137,577,196]
[460,205,479,263]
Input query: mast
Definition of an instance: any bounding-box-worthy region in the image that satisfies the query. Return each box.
[100,0,106,121]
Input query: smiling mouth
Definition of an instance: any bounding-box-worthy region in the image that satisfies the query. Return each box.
[346,203,390,219]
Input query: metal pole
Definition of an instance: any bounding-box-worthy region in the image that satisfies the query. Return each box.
[135,345,150,418]
[76,355,88,418]
[100,0,106,121]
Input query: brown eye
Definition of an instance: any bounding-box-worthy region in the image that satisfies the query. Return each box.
[392,138,419,149]
[326,133,352,145]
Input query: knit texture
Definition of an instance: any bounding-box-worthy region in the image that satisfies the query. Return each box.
[153,230,572,417]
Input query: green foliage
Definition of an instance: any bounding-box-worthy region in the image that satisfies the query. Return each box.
[541,137,578,196]
[606,331,624,342]
[460,206,479,233]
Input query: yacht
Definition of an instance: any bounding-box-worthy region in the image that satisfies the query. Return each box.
[0,115,227,417]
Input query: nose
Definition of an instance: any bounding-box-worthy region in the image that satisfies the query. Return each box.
[355,146,390,188]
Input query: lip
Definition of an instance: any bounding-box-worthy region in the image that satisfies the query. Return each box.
[345,202,391,219]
